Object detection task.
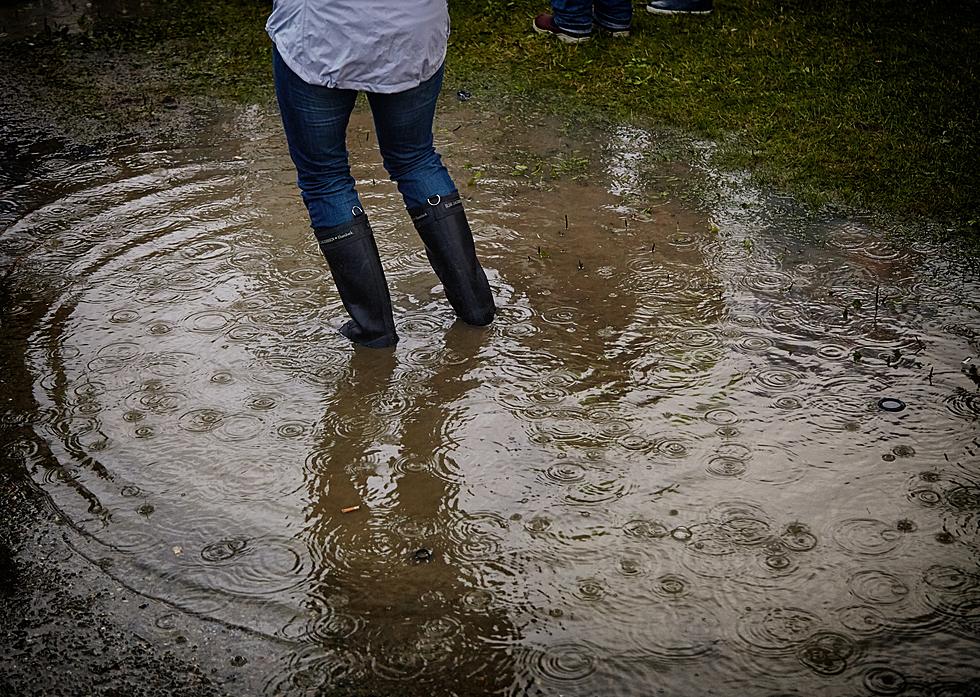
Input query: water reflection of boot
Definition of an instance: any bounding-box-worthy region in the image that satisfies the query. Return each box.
[300,321,516,694]
[314,213,399,348]
[408,192,495,327]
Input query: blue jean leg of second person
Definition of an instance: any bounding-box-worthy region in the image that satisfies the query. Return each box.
[273,45,456,230]
[552,0,633,34]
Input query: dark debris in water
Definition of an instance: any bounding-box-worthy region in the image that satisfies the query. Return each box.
[963,357,980,387]
[412,547,434,564]
[896,519,917,533]
[877,397,907,412]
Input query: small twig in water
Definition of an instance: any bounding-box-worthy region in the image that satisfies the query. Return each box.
[873,284,880,327]
[928,366,934,385]
[652,483,679,499]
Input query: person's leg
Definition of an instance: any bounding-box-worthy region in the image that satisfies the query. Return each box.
[406,192,494,326]
[366,68,494,326]
[313,214,398,348]
[273,45,362,229]
[273,46,397,347]
[594,0,633,32]
[364,65,455,209]
[550,0,594,36]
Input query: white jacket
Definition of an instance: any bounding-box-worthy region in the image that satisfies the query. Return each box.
[266,0,450,93]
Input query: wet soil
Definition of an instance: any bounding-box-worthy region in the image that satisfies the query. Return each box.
[0,478,269,696]
[0,3,291,695]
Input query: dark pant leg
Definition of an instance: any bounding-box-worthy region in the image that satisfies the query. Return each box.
[273,45,363,229]
[550,0,593,34]
[365,64,457,210]
[594,0,632,29]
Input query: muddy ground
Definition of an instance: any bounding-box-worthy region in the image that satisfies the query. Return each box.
[0,149,272,694]
[0,5,282,695]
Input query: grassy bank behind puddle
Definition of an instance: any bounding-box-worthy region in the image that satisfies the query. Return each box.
[3,0,978,232]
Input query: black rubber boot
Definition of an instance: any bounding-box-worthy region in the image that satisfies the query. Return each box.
[408,192,495,326]
[314,214,398,348]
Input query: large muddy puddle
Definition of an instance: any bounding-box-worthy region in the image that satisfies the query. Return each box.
[2,100,979,695]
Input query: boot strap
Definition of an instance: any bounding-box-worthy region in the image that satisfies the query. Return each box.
[409,192,464,226]
[314,213,371,247]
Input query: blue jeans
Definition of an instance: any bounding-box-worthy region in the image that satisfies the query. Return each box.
[552,0,632,34]
[273,46,457,229]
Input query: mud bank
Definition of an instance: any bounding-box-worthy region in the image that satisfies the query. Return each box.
[0,469,274,696]
[0,4,283,694]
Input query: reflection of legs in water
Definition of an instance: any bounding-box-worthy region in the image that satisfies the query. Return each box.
[302,329,516,695]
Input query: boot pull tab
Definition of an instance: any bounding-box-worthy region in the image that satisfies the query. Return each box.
[427,194,462,220]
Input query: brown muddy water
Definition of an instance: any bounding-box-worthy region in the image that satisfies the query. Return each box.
[2,101,980,696]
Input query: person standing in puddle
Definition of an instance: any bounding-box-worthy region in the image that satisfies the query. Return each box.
[533,0,633,42]
[267,0,495,349]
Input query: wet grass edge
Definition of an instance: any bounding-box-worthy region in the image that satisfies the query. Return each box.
[447,0,980,241]
[2,0,978,252]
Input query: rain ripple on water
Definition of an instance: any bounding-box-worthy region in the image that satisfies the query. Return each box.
[4,105,980,696]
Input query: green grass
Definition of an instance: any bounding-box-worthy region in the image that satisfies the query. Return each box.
[449,0,980,228]
[5,0,978,230]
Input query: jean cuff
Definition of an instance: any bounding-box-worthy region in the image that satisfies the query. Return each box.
[594,11,631,30]
[552,16,593,35]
